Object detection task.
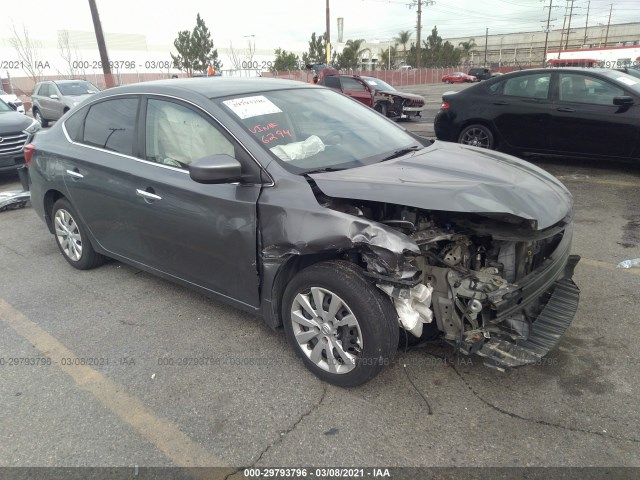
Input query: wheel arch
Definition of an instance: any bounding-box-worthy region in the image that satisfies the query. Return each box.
[43,189,66,233]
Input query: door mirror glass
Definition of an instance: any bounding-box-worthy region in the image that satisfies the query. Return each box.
[188,154,242,184]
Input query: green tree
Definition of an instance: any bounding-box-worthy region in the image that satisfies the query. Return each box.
[380,45,398,69]
[335,39,367,70]
[302,32,327,65]
[394,30,412,62]
[270,48,300,72]
[170,13,221,77]
[458,38,477,62]
[407,27,462,67]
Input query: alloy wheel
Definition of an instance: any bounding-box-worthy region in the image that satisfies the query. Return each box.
[54,208,83,261]
[460,127,491,148]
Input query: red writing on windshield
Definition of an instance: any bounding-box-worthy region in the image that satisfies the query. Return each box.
[250,122,278,134]
[262,130,292,145]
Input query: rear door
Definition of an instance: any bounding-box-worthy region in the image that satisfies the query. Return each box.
[550,72,638,158]
[490,72,553,151]
[62,95,262,307]
[339,77,373,107]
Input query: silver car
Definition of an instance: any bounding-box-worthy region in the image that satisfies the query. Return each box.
[31,80,100,127]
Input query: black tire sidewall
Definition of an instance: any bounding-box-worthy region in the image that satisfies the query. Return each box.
[458,124,494,149]
[282,260,399,387]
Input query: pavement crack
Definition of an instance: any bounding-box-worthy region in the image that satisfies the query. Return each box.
[250,384,328,467]
[450,363,640,444]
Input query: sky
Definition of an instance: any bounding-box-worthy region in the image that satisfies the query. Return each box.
[5,0,640,52]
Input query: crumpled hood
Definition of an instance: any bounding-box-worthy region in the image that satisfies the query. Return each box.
[309,141,573,230]
[375,89,424,102]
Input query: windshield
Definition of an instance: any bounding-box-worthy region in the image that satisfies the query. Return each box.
[57,81,100,96]
[217,88,426,174]
[0,99,12,112]
[362,77,395,91]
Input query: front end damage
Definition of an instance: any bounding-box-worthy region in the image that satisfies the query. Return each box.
[319,195,580,370]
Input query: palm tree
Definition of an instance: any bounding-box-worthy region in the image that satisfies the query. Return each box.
[394,30,412,63]
[380,45,398,69]
[458,38,477,63]
[342,39,368,69]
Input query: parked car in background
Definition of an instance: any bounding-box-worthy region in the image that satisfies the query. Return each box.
[442,72,477,84]
[27,77,580,386]
[0,89,26,114]
[31,80,100,127]
[435,68,640,161]
[468,67,493,81]
[0,99,39,173]
[318,74,425,119]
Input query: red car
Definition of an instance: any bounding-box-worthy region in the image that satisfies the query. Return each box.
[442,72,477,84]
[317,74,425,120]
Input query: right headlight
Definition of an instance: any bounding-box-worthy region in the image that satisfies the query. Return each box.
[23,118,41,135]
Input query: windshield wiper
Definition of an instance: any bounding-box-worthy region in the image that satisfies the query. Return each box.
[381,145,423,162]
[304,166,346,174]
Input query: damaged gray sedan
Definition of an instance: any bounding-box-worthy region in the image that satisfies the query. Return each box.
[28,78,580,387]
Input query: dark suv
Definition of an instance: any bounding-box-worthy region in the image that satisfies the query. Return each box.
[468,67,493,81]
[31,80,100,127]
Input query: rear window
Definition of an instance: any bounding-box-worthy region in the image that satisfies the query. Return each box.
[82,98,138,156]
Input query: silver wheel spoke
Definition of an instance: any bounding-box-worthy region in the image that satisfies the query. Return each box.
[291,309,319,329]
[311,288,324,317]
[329,337,356,366]
[325,294,343,322]
[334,314,358,328]
[309,340,326,364]
[55,209,82,261]
[296,293,318,319]
[295,329,320,345]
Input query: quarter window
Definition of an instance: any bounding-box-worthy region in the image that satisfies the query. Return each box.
[324,76,341,89]
[145,99,234,169]
[503,73,551,99]
[559,73,624,105]
[82,98,138,156]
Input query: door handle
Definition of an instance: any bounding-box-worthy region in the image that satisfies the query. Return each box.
[556,107,575,112]
[136,189,162,201]
[493,101,509,105]
[66,169,84,179]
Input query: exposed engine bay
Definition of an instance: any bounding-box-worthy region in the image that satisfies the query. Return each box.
[318,194,580,370]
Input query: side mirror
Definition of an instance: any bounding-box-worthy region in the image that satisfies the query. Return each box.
[613,95,634,106]
[50,94,59,100]
[188,154,242,184]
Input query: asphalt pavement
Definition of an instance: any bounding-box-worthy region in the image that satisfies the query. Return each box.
[1,82,640,475]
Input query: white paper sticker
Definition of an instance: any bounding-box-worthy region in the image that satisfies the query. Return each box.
[222,95,282,119]
[615,76,637,86]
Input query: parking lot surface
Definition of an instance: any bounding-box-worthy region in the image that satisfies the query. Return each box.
[1,82,639,473]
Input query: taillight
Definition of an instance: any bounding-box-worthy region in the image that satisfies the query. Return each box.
[440,101,450,110]
[24,144,35,167]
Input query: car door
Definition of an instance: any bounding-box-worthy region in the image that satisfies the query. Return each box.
[49,84,66,120]
[339,77,373,107]
[63,95,262,307]
[36,83,54,118]
[489,72,553,151]
[550,72,638,158]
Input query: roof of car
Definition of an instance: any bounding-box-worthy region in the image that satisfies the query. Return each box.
[101,77,311,99]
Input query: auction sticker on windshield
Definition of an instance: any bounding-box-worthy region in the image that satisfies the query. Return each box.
[222,95,282,119]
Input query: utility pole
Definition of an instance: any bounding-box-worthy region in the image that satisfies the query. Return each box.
[326,0,331,64]
[484,27,488,66]
[604,3,612,47]
[542,0,554,66]
[88,0,114,88]
[583,0,590,45]
[416,1,422,68]
[564,0,575,50]
[557,2,568,59]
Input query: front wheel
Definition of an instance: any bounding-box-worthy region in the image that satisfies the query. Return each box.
[52,198,106,270]
[457,124,495,149]
[282,260,399,387]
[374,101,388,117]
[33,109,49,128]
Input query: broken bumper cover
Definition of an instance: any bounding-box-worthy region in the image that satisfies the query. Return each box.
[477,225,580,369]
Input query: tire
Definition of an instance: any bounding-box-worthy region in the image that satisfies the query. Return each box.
[52,198,106,270]
[445,80,451,84]
[282,260,399,387]
[374,101,388,117]
[457,124,495,149]
[33,108,49,128]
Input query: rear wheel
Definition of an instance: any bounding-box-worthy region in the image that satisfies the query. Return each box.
[458,124,495,149]
[52,198,106,270]
[282,260,399,387]
[33,109,49,128]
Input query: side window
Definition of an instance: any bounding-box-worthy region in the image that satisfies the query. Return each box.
[145,99,234,168]
[559,73,624,105]
[487,80,503,94]
[503,73,551,99]
[82,98,138,156]
[324,76,341,89]
[63,106,88,142]
[38,84,50,97]
[340,77,366,91]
